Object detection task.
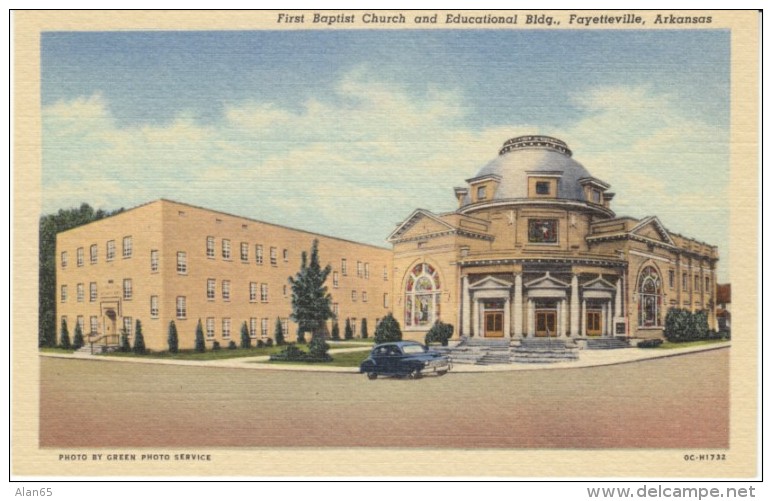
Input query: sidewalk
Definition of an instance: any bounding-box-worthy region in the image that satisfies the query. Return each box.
[40,342,730,373]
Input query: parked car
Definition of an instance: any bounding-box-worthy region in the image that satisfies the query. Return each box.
[359,341,451,379]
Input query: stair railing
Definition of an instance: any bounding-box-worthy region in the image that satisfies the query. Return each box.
[88,334,121,354]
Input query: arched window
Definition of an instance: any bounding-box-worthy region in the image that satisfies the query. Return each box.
[637,266,662,327]
[404,263,442,328]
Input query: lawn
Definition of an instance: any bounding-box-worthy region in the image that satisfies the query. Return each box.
[39,346,76,354]
[103,345,286,360]
[255,345,371,367]
[658,339,730,350]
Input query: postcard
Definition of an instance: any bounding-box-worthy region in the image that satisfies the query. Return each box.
[11,10,760,479]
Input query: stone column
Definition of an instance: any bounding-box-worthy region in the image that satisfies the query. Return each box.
[570,274,579,336]
[504,297,511,338]
[601,303,608,336]
[461,275,470,336]
[475,298,481,337]
[581,299,587,336]
[513,274,523,337]
[527,298,535,337]
[559,299,567,337]
[614,278,622,319]
[607,302,613,337]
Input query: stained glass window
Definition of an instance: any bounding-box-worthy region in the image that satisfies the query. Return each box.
[637,266,662,327]
[404,263,442,328]
[528,219,558,243]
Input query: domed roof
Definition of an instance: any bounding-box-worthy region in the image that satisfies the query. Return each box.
[462,136,601,205]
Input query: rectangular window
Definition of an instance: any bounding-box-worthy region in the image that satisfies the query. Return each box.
[123,317,132,338]
[222,318,231,339]
[61,251,68,268]
[682,273,688,290]
[222,239,231,259]
[150,250,159,272]
[89,282,97,302]
[528,219,558,244]
[591,189,601,203]
[383,293,389,308]
[176,296,187,319]
[76,247,84,267]
[668,270,675,288]
[357,261,363,277]
[341,258,348,276]
[535,181,551,195]
[241,242,249,262]
[249,318,258,339]
[383,266,388,281]
[177,251,187,274]
[364,263,370,279]
[222,280,231,301]
[122,279,133,300]
[477,185,487,200]
[282,285,287,297]
[90,244,98,264]
[261,318,269,339]
[351,290,357,302]
[249,282,258,302]
[260,283,268,302]
[270,247,277,266]
[695,276,700,292]
[255,244,263,264]
[122,236,133,258]
[333,271,339,288]
[60,285,67,302]
[206,236,215,258]
[332,303,339,316]
[76,283,84,302]
[705,277,710,292]
[106,240,115,261]
[76,315,84,331]
[281,318,289,335]
[206,317,215,338]
[207,279,216,300]
[362,291,368,303]
[90,316,98,335]
[150,295,159,318]
[283,249,289,262]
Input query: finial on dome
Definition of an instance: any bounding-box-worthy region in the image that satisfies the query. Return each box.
[499,136,572,157]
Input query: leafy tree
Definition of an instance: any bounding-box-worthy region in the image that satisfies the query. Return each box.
[374,313,402,344]
[296,326,306,345]
[133,319,146,354]
[59,318,71,349]
[288,239,334,340]
[240,321,251,349]
[168,320,179,354]
[331,320,341,341]
[344,318,353,340]
[360,318,369,340]
[274,317,285,346]
[38,203,123,347]
[72,322,85,350]
[194,319,206,353]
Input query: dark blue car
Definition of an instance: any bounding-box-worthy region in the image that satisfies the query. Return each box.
[359,341,451,379]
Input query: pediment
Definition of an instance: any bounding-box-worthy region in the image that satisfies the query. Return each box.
[582,276,616,291]
[469,276,513,290]
[387,209,456,242]
[630,216,675,246]
[524,272,569,289]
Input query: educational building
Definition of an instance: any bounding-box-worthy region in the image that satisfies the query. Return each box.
[56,135,719,349]
[56,200,393,351]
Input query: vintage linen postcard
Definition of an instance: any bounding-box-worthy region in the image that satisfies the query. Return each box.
[12,10,759,479]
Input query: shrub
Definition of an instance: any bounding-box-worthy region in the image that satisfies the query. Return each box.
[331,321,341,341]
[72,322,85,350]
[240,322,251,349]
[308,336,332,361]
[296,327,306,345]
[133,319,146,354]
[168,320,179,354]
[195,319,206,353]
[344,318,354,340]
[360,318,369,340]
[664,308,692,343]
[269,341,331,363]
[374,313,402,344]
[59,318,71,349]
[212,340,221,351]
[425,320,454,346]
[264,338,274,348]
[637,338,664,349]
[228,340,238,350]
[119,330,131,352]
[257,339,265,348]
[692,310,709,341]
[274,318,285,346]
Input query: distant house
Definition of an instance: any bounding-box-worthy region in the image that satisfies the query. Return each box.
[716,283,731,332]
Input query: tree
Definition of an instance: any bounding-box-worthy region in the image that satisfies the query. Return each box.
[194,319,206,353]
[59,318,71,349]
[425,320,454,346]
[288,239,334,341]
[38,203,123,347]
[133,319,146,354]
[72,322,85,350]
[274,317,286,346]
[374,313,402,344]
[168,320,179,354]
[241,321,251,349]
[120,330,131,352]
[308,336,331,361]
[360,318,369,339]
[296,326,306,345]
[331,320,340,341]
[344,318,353,340]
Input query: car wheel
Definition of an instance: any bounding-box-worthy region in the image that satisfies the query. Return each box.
[437,370,447,376]
[408,369,422,379]
[366,372,378,380]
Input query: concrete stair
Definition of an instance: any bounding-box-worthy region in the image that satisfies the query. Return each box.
[512,338,579,364]
[584,337,630,350]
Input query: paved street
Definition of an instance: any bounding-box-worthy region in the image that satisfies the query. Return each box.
[40,348,728,449]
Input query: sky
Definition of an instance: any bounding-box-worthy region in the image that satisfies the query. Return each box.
[41,29,731,280]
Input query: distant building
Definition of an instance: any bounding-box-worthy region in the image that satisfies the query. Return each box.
[716,283,731,332]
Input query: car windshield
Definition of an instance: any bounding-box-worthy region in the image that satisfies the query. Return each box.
[401,344,426,355]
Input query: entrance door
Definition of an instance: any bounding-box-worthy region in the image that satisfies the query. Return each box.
[535,311,557,337]
[484,312,504,337]
[586,311,602,336]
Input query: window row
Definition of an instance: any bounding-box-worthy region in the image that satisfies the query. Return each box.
[204,317,280,340]
[206,280,270,302]
[206,237,288,266]
[60,279,133,302]
[62,237,133,268]
[666,270,712,293]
